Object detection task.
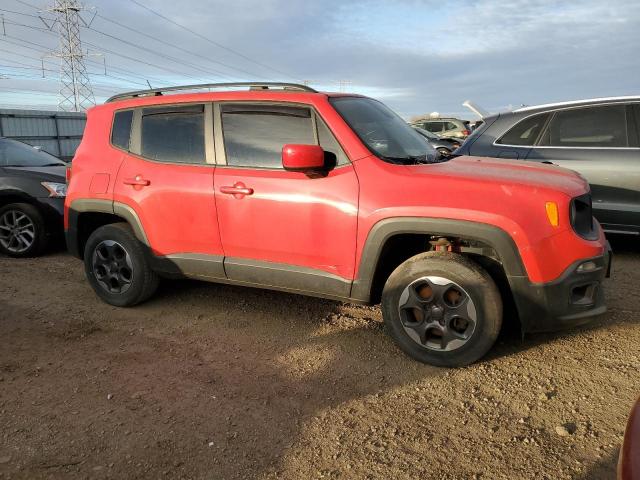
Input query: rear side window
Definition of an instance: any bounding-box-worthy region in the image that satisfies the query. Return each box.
[445,121,458,131]
[140,105,205,163]
[221,104,315,168]
[424,121,444,133]
[497,112,550,146]
[540,105,628,148]
[111,110,133,150]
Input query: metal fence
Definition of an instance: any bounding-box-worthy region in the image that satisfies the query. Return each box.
[0,109,86,162]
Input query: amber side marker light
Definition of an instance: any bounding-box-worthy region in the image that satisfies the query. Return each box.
[545,202,559,227]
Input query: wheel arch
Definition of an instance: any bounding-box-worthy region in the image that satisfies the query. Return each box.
[350,217,527,305]
[66,199,148,259]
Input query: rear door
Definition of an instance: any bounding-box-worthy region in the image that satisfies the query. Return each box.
[113,103,223,269]
[526,103,640,231]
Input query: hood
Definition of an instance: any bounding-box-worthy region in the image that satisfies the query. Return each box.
[3,165,67,182]
[409,155,588,198]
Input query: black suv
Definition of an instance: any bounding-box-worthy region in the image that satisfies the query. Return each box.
[0,138,67,257]
[457,97,640,235]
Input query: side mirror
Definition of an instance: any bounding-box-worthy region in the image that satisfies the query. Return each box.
[282,144,325,173]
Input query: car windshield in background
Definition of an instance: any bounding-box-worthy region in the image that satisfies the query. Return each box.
[330,97,435,164]
[0,139,65,167]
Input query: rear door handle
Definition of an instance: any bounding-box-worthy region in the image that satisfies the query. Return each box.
[123,175,151,187]
[220,183,254,197]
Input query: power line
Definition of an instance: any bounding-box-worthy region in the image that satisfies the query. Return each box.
[129,0,300,81]
[0,37,151,88]
[94,12,250,79]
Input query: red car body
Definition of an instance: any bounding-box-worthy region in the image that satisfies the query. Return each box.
[64,86,611,337]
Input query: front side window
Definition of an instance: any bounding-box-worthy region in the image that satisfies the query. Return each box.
[221,104,315,168]
[330,97,434,164]
[540,105,628,148]
[111,110,133,150]
[497,112,550,146]
[0,138,65,167]
[140,105,205,163]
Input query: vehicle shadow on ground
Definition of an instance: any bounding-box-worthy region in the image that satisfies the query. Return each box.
[575,450,619,480]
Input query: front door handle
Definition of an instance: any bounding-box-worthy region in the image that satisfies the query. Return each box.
[220,183,254,197]
[123,175,151,187]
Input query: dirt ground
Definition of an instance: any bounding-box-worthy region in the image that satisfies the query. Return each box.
[0,236,638,480]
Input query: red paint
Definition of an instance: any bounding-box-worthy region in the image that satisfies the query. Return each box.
[65,89,607,284]
[282,144,325,171]
[619,396,640,480]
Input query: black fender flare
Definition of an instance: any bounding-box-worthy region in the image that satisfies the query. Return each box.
[349,217,527,302]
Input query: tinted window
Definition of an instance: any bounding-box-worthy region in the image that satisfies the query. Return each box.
[0,138,65,167]
[424,122,443,133]
[221,104,315,168]
[497,112,550,146]
[111,110,133,150]
[316,115,349,166]
[541,105,628,148]
[141,105,205,163]
[629,104,640,147]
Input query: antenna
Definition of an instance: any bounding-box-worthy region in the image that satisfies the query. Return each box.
[41,0,97,112]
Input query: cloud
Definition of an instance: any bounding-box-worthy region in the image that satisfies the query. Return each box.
[1,0,638,118]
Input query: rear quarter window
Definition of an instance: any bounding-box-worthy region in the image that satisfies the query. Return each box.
[111,110,133,150]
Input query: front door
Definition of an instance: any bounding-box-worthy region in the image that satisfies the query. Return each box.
[213,103,359,297]
[113,103,223,274]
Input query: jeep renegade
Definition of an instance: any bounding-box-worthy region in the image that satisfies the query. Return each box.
[65,82,611,367]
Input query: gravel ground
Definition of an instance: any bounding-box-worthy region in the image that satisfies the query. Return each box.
[0,236,638,479]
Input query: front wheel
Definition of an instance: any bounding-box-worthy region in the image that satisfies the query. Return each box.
[381,251,502,367]
[84,223,158,307]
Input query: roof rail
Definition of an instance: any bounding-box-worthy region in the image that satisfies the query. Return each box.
[106,82,318,102]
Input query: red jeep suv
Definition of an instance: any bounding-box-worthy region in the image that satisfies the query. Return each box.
[64,82,611,367]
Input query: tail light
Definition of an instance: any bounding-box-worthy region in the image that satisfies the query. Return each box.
[66,165,72,184]
[462,129,470,136]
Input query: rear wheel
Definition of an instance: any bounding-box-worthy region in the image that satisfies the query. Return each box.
[84,223,158,306]
[381,251,502,367]
[0,203,47,257]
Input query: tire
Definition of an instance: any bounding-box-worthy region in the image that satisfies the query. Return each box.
[0,203,48,257]
[83,222,159,307]
[381,251,502,367]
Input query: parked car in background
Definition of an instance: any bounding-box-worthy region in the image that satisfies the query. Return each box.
[410,117,471,139]
[457,96,640,235]
[412,126,462,157]
[65,82,610,368]
[0,137,67,257]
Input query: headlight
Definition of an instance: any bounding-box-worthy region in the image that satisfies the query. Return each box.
[41,181,67,197]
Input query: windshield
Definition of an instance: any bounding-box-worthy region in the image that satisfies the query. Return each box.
[330,97,438,164]
[0,138,65,167]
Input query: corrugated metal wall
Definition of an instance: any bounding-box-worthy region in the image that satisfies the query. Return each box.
[0,109,86,162]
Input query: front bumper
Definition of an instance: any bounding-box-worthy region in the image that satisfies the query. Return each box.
[510,243,612,333]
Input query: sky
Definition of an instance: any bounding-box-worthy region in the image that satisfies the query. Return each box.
[0,0,638,119]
